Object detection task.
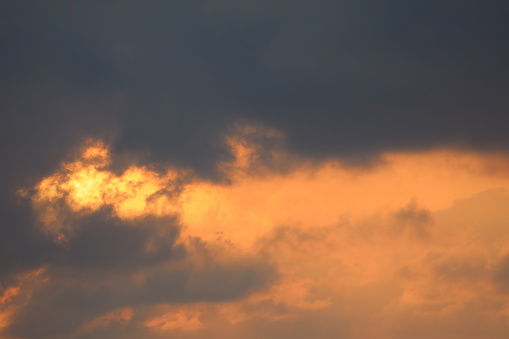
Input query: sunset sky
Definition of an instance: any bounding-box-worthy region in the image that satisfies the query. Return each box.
[1,2,509,339]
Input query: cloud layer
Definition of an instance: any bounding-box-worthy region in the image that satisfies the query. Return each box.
[1,128,509,338]
[2,1,509,338]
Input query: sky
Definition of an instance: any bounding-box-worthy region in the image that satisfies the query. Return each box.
[1,1,509,338]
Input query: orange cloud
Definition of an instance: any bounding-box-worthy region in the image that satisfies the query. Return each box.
[30,127,509,245]
[143,309,203,332]
[79,307,134,335]
[21,125,509,338]
[0,269,48,333]
[179,149,509,248]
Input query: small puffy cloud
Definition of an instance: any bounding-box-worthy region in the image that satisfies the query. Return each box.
[143,309,203,332]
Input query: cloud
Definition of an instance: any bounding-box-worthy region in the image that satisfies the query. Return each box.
[4,236,276,339]
[2,1,509,338]
[391,201,433,239]
[4,134,509,338]
[143,309,203,332]
[78,307,134,335]
[2,1,509,181]
[29,139,184,240]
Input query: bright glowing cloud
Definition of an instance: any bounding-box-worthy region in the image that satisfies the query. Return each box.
[32,140,182,239]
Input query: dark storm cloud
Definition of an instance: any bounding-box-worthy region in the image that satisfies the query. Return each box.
[2,0,509,175]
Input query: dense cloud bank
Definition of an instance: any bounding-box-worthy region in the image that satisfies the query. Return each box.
[2,1,509,178]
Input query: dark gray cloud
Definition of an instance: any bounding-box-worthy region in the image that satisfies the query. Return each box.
[2,1,509,176]
[493,254,509,293]
[59,214,184,271]
[392,201,433,239]
[434,257,487,282]
[0,197,59,277]
[7,261,276,339]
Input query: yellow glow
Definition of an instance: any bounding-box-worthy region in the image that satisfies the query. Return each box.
[32,141,182,238]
